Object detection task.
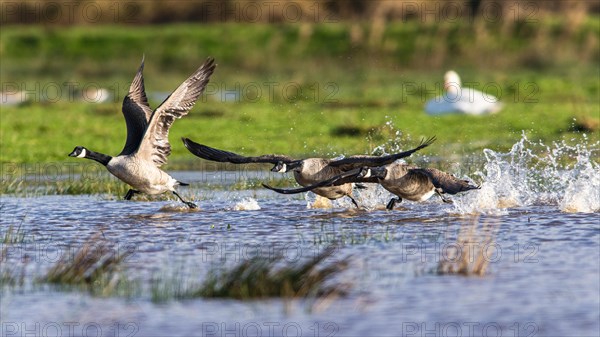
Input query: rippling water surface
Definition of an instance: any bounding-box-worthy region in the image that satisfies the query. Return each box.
[1,137,598,337]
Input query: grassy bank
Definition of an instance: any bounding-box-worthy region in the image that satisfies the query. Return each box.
[1,23,599,169]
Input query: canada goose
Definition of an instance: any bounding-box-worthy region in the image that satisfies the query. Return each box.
[69,57,216,208]
[181,137,435,207]
[286,162,479,210]
[425,70,503,115]
[362,163,479,209]
[277,162,479,210]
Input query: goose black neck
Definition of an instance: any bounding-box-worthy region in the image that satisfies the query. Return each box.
[85,150,112,166]
[287,160,303,171]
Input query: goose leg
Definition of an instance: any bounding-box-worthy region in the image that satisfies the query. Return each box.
[386,197,402,210]
[436,190,453,204]
[348,196,360,209]
[124,189,139,200]
[173,191,197,209]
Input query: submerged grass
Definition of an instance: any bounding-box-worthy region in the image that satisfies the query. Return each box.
[0,245,26,288]
[437,218,498,277]
[149,247,350,302]
[197,246,350,299]
[41,234,137,296]
[0,228,27,288]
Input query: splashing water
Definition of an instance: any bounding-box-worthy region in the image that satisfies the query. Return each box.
[232,197,261,211]
[454,134,599,214]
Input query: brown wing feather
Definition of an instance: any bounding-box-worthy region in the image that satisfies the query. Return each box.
[137,58,216,166]
[262,167,365,194]
[328,136,436,170]
[119,56,154,155]
[182,138,297,164]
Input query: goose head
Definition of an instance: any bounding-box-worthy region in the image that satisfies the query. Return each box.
[358,166,387,180]
[69,146,88,158]
[271,161,288,173]
[443,70,461,95]
[271,160,302,173]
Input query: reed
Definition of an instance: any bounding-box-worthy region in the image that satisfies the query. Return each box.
[41,234,137,296]
[196,246,350,299]
[437,217,497,276]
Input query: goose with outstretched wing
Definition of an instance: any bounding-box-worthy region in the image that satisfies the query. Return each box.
[182,137,435,207]
[264,161,479,210]
[69,57,216,208]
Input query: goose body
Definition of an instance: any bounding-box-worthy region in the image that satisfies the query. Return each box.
[69,57,216,207]
[269,157,478,210]
[425,70,503,116]
[106,156,179,195]
[182,137,435,207]
[376,163,438,202]
[363,162,479,209]
[290,158,354,201]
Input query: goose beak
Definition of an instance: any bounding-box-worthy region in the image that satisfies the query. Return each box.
[68,150,77,157]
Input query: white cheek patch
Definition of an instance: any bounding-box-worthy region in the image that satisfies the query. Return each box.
[362,169,372,178]
[276,163,287,173]
[77,148,87,158]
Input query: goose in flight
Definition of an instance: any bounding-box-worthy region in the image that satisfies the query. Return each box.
[425,70,503,115]
[268,161,479,210]
[182,137,435,208]
[69,57,216,208]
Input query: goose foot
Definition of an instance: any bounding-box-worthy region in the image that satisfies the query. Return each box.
[184,201,198,209]
[386,197,402,210]
[124,189,139,200]
[173,191,197,209]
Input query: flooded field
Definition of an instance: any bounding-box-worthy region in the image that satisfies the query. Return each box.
[1,137,598,337]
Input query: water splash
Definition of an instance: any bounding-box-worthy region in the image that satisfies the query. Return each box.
[454,134,599,214]
[232,197,261,211]
[305,193,333,209]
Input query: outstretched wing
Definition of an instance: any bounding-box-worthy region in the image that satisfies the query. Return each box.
[262,167,375,194]
[182,138,297,164]
[328,136,436,170]
[136,58,216,166]
[417,168,479,194]
[119,56,154,156]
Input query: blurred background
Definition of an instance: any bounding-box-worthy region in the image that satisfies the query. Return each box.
[1,0,599,167]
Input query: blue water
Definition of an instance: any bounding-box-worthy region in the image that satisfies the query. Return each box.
[1,137,599,337]
[1,188,598,337]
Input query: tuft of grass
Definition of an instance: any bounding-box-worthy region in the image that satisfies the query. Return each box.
[150,266,199,303]
[197,247,350,299]
[0,244,26,288]
[2,225,26,245]
[41,234,137,296]
[437,218,497,277]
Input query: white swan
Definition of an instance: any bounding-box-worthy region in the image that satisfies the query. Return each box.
[425,70,503,115]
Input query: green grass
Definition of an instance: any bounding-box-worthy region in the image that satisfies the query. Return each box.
[1,22,598,174]
[40,234,137,297]
[195,246,350,300]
